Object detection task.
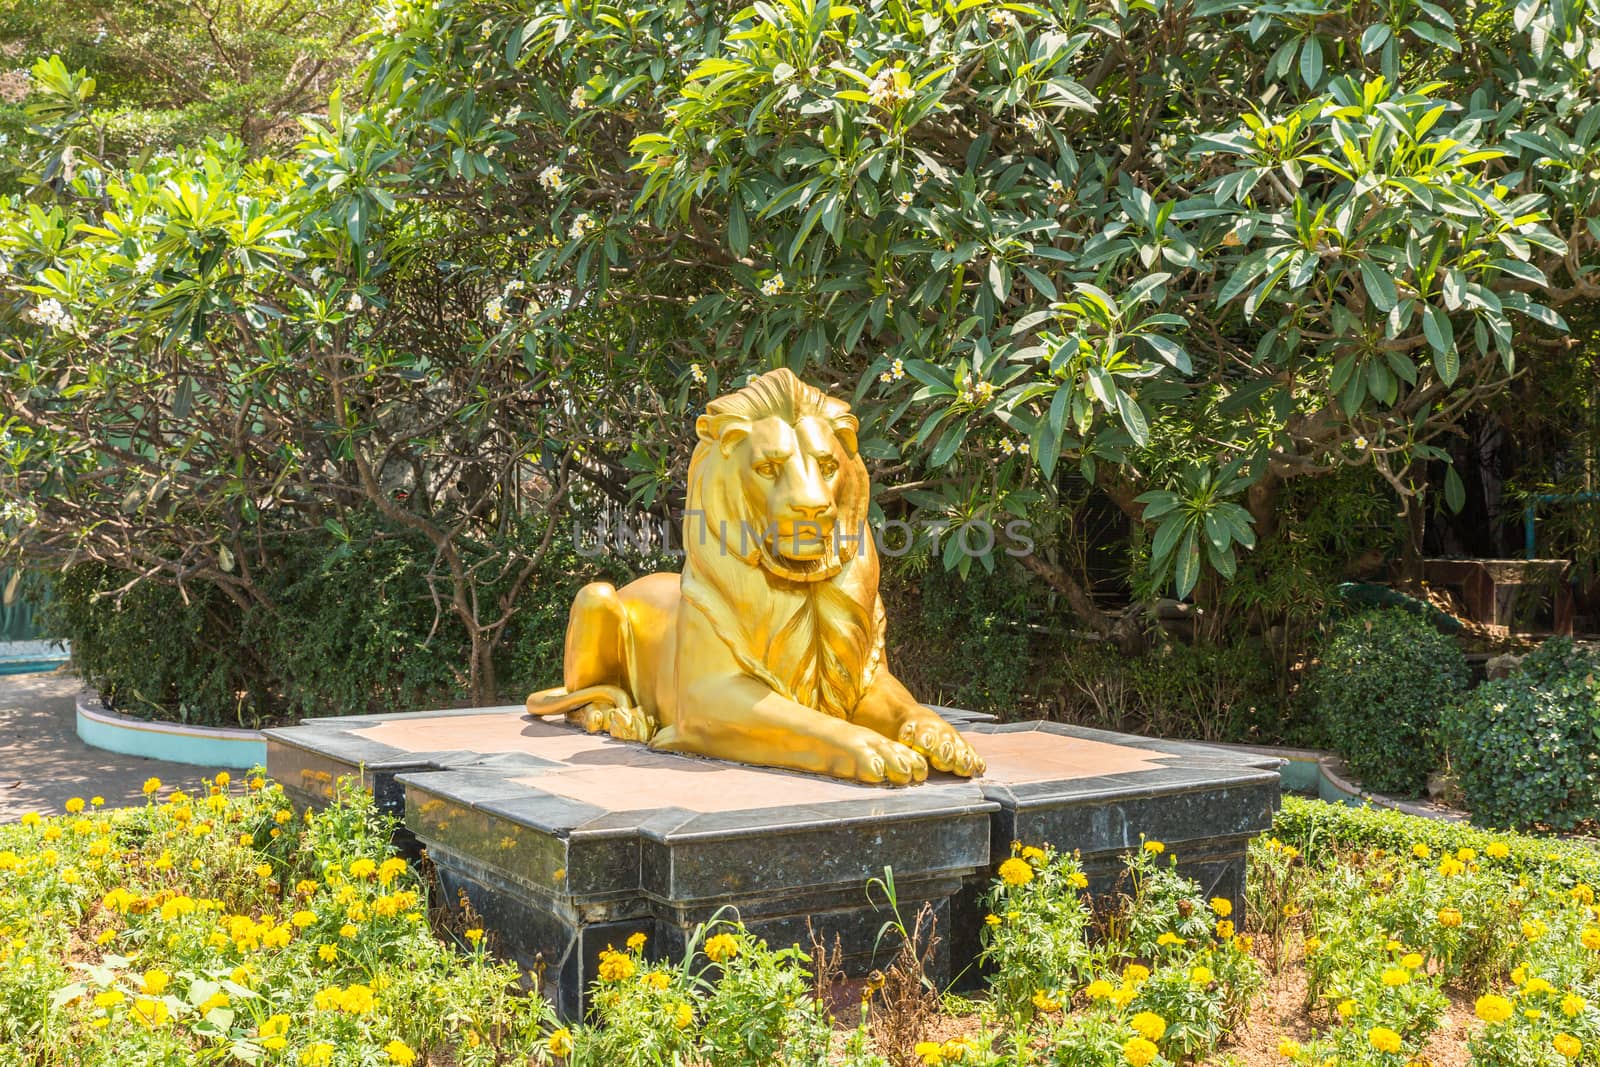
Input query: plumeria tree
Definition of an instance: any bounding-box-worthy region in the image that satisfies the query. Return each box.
[351,0,1597,632]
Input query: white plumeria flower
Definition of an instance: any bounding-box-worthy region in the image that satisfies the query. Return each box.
[760,273,786,297]
[538,165,566,191]
[135,252,157,273]
[897,190,914,206]
[346,293,364,313]
[485,297,505,324]
[688,363,707,384]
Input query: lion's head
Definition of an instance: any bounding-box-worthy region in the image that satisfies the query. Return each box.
[686,368,871,584]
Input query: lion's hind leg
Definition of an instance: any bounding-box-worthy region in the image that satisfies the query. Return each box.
[524,583,655,741]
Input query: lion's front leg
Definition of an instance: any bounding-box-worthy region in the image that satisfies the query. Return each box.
[852,671,986,778]
[652,674,929,785]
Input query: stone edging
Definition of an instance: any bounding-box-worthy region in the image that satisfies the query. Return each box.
[75,690,268,771]
[1209,740,1468,823]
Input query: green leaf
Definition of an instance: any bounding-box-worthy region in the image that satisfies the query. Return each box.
[1357,259,1398,312]
[1422,304,1457,383]
[1444,465,1465,513]
[1174,528,1201,598]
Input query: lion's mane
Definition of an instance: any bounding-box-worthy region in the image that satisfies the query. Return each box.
[679,369,884,721]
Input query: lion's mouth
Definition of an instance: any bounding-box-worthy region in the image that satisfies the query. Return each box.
[760,528,844,583]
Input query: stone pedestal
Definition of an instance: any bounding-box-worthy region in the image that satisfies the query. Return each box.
[266,709,1280,1016]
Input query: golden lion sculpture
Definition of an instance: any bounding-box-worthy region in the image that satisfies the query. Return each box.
[525,368,985,785]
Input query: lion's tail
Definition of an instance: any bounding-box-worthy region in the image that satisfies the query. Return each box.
[524,685,633,718]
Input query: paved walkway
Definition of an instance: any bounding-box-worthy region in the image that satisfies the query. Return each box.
[0,670,228,822]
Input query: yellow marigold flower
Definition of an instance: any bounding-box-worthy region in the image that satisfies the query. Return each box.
[998,858,1034,886]
[1337,999,1358,1019]
[378,858,407,885]
[1457,847,1476,862]
[1561,993,1586,1016]
[1084,979,1116,1000]
[255,864,273,880]
[1401,952,1423,970]
[1437,907,1463,927]
[1526,977,1556,997]
[260,1013,289,1040]
[1068,871,1089,889]
[143,778,162,795]
[340,923,358,939]
[1216,919,1235,940]
[140,969,169,995]
[599,948,638,980]
[1477,994,1514,1024]
[643,971,670,990]
[1277,1037,1301,1058]
[704,933,739,963]
[1021,845,1047,863]
[94,989,125,1010]
[1382,967,1410,987]
[1581,927,1600,951]
[1487,842,1510,859]
[384,1039,416,1065]
[290,910,316,928]
[1123,964,1150,984]
[1411,843,1430,860]
[1032,988,1061,1012]
[1513,966,1528,985]
[984,913,1001,926]
[672,1001,693,1029]
[1130,1011,1167,1041]
[65,798,85,814]
[1210,897,1233,918]
[1190,966,1213,984]
[318,944,337,962]
[199,991,230,1013]
[302,1036,335,1061]
[131,996,169,1028]
[1523,919,1549,941]
[1157,932,1186,947]
[91,796,104,807]
[466,928,484,945]
[1143,840,1165,855]
[914,1041,944,1066]
[1438,857,1465,877]
[1123,1036,1159,1066]
[20,812,39,826]
[627,931,647,951]
[1555,1034,1582,1059]
[1368,1026,1402,1054]
[350,858,377,880]
[1303,935,1321,954]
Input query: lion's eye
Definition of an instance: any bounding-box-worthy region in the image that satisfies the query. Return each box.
[754,460,780,479]
[816,456,839,476]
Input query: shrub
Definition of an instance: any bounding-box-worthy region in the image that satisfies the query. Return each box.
[1050,639,1283,744]
[1310,610,1469,797]
[1443,638,1600,831]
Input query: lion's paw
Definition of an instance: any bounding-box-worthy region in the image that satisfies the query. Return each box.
[566,704,609,734]
[833,732,928,786]
[898,715,986,778]
[604,705,657,743]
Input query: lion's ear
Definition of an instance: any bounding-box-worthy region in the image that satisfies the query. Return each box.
[696,414,751,457]
[831,414,860,457]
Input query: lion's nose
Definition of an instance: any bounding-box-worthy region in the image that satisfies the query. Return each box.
[789,502,834,521]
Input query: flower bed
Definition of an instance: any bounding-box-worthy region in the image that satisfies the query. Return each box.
[3,784,1597,1065]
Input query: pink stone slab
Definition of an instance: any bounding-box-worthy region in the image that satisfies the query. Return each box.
[962,730,1165,784]
[353,712,1167,814]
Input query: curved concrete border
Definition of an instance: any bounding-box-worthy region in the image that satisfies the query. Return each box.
[1211,739,1467,823]
[75,690,267,770]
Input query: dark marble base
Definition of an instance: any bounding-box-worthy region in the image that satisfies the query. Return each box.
[266,710,1280,1016]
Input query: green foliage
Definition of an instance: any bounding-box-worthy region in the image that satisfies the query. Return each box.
[1270,795,1600,885]
[1311,610,1469,796]
[0,0,363,189]
[1443,637,1600,831]
[35,516,634,726]
[35,565,255,726]
[1050,640,1282,743]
